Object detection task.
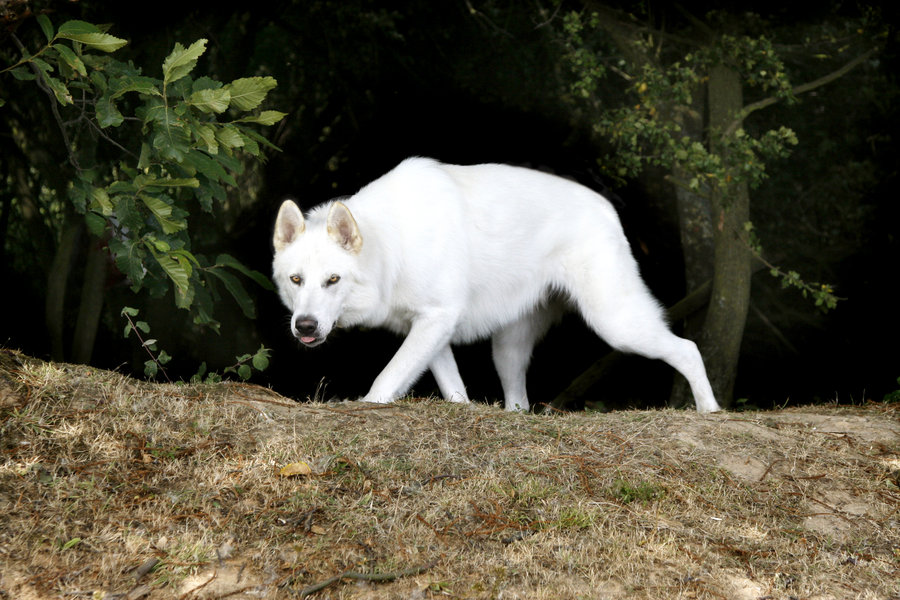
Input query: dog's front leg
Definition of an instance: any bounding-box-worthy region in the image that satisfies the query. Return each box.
[362,311,458,404]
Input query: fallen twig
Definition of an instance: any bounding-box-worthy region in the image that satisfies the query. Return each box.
[297,560,437,597]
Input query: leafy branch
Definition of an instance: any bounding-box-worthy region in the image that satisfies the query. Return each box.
[122,306,271,382]
[742,222,841,311]
[727,47,878,136]
[560,11,841,313]
[4,15,284,372]
[121,307,172,382]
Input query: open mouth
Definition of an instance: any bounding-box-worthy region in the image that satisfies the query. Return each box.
[296,334,326,347]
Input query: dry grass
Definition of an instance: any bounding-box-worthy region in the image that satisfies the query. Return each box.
[1,347,898,599]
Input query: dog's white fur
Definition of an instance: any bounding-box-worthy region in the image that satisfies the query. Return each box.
[272,157,720,413]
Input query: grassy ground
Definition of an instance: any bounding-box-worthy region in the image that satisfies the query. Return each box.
[1,347,898,599]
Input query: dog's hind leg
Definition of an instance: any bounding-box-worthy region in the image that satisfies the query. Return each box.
[430,344,469,403]
[578,298,720,413]
[492,302,563,411]
[567,257,720,413]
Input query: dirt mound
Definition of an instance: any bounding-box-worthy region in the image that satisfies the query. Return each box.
[1,348,898,599]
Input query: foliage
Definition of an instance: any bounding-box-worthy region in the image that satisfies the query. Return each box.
[609,478,666,504]
[2,16,284,370]
[562,12,798,191]
[559,10,839,312]
[121,306,270,382]
[885,378,900,404]
[120,306,173,380]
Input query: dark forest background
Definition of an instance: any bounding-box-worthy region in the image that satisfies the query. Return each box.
[1,0,898,410]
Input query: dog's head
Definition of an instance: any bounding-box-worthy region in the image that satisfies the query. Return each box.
[272,199,363,346]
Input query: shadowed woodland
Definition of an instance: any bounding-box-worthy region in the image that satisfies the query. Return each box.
[2,4,900,598]
[1,0,898,409]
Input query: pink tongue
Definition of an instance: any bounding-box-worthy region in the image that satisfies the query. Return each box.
[301,336,317,344]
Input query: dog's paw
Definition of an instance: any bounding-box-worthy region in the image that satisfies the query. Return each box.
[360,394,395,404]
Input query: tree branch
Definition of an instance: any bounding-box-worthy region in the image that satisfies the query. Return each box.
[11,33,81,172]
[726,48,877,135]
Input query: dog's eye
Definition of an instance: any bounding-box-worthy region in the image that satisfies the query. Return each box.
[326,274,340,286]
[290,275,302,285]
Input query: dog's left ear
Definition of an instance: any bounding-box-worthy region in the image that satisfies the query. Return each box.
[274,199,305,253]
[327,202,363,254]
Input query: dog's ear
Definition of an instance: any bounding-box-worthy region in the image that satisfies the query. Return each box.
[273,199,305,253]
[327,202,363,254]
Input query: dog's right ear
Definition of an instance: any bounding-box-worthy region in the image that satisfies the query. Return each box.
[273,199,305,253]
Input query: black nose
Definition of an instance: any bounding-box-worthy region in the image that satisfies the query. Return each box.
[295,317,318,335]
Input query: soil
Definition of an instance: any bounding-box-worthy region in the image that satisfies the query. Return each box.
[1,348,898,599]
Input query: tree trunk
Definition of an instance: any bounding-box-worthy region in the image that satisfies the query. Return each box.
[668,83,715,408]
[46,216,83,362]
[699,64,753,407]
[72,238,108,364]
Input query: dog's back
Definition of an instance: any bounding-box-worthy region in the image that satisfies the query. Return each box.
[340,158,643,342]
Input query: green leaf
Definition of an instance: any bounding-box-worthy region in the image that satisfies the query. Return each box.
[216,253,274,290]
[215,124,244,149]
[45,76,73,105]
[224,76,277,111]
[233,110,287,126]
[121,306,140,317]
[85,211,107,237]
[52,44,87,77]
[171,249,201,268]
[149,238,171,253]
[135,143,150,171]
[9,66,36,81]
[252,347,270,371]
[184,150,235,185]
[88,69,107,93]
[61,538,82,551]
[153,252,191,295]
[189,123,219,154]
[190,88,231,113]
[162,39,207,86]
[144,360,158,378]
[56,21,127,53]
[140,193,186,234]
[151,122,191,162]
[191,76,223,93]
[89,186,113,215]
[236,127,281,153]
[110,75,162,99]
[113,195,143,233]
[217,152,243,175]
[138,97,172,125]
[37,14,55,43]
[135,174,200,190]
[239,132,260,156]
[207,267,255,318]
[96,95,124,127]
[191,284,221,332]
[191,362,208,383]
[237,364,252,380]
[109,238,145,289]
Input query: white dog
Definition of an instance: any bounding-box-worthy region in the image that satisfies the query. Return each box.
[272,158,720,413]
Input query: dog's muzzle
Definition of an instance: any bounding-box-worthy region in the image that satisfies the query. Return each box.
[293,316,325,346]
